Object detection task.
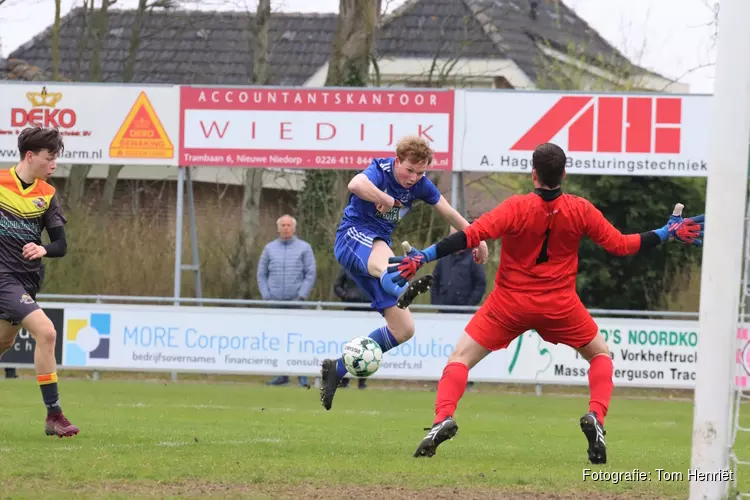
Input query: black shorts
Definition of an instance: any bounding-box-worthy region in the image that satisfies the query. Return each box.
[0,273,41,325]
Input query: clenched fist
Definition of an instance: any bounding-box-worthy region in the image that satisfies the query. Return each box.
[22,243,47,260]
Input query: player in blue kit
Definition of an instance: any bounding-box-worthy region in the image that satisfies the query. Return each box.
[320,136,489,410]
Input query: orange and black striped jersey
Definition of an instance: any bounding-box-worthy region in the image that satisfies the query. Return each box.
[0,166,66,274]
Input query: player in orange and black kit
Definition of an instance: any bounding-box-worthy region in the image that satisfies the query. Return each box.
[387,143,704,464]
[0,127,78,437]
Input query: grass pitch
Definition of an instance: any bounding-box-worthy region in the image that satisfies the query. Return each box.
[0,376,728,499]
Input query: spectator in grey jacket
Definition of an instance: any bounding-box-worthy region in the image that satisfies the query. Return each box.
[257,215,316,302]
[258,214,316,387]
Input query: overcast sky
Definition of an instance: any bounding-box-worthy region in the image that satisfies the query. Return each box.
[0,0,718,94]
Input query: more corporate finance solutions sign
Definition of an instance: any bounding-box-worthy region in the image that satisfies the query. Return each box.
[178,87,455,170]
[53,302,709,389]
[0,83,179,165]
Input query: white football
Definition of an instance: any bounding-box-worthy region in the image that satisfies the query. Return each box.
[342,337,383,377]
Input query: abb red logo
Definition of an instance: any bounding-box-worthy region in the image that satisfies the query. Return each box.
[511,96,682,154]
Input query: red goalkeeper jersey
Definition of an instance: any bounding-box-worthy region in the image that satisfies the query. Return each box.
[463,190,642,295]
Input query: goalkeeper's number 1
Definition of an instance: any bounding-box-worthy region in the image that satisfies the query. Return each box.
[536,228,551,265]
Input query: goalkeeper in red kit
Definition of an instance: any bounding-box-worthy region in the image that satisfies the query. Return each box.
[387,143,704,464]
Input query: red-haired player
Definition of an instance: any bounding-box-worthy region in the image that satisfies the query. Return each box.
[387,142,704,464]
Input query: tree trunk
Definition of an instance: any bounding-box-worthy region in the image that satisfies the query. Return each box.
[100,164,124,212]
[99,0,148,213]
[252,0,271,85]
[51,0,62,80]
[88,0,110,82]
[65,165,92,209]
[66,0,111,208]
[122,0,147,84]
[240,0,271,249]
[73,0,91,82]
[325,0,381,86]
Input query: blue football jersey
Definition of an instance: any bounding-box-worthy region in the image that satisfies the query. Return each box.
[338,157,442,241]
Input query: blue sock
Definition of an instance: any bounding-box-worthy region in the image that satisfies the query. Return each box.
[336,326,400,378]
[335,358,349,378]
[368,326,399,353]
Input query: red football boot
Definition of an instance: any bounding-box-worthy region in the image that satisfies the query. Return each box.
[45,413,80,438]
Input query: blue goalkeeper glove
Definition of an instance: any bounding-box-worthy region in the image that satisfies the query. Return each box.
[386,243,437,287]
[675,214,704,246]
[653,204,705,246]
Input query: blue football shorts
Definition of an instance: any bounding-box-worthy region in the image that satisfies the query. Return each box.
[333,226,397,315]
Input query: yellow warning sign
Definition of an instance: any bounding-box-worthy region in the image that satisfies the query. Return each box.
[109,91,174,159]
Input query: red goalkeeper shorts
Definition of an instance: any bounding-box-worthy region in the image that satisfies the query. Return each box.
[465,288,599,351]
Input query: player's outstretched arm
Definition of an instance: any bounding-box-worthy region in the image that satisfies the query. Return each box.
[431,196,489,263]
[386,231,485,286]
[385,241,441,286]
[386,199,516,284]
[586,202,705,256]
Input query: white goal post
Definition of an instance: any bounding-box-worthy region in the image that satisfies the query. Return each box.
[691,0,750,499]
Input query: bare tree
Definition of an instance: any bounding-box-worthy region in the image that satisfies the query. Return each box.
[198,0,273,298]
[89,1,112,86]
[325,0,382,86]
[240,0,271,251]
[51,0,62,80]
[99,0,175,212]
[72,0,93,82]
[704,0,719,45]
[66,0,115,208]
